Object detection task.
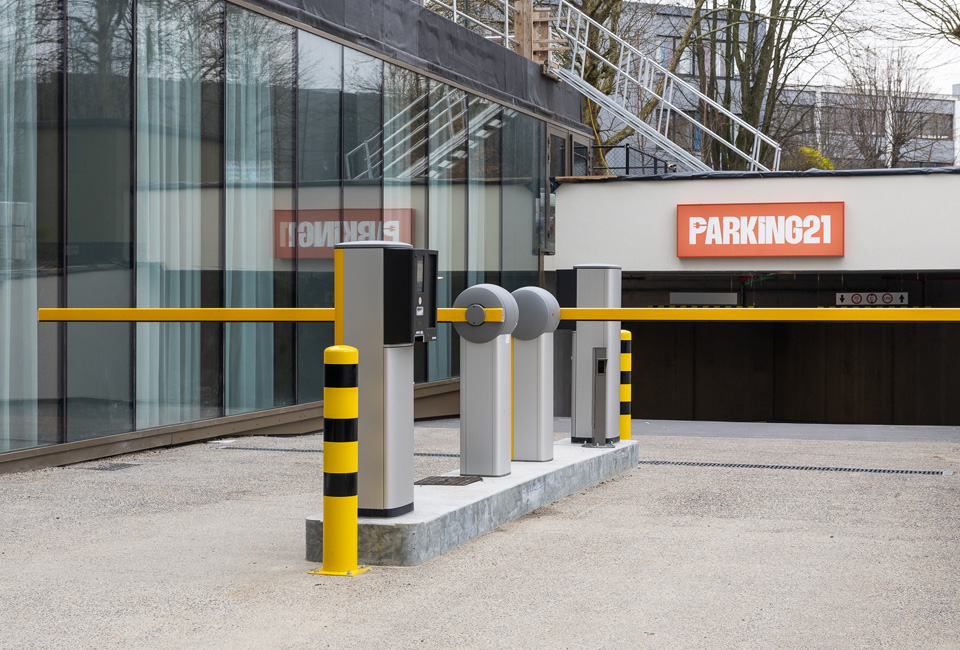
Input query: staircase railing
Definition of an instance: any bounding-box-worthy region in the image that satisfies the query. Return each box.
[416,0,782,173]
[552,0,780,171]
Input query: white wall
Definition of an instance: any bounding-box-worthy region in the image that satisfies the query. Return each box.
[548,172,960,273]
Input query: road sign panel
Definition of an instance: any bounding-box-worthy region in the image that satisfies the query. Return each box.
[836,292,908,306]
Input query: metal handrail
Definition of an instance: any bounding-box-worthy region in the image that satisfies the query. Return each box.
[417,0,783,172]
[552,0,781,171]
[421,0,519,49]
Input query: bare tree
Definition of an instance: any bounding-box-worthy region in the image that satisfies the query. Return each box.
[819,48,949,168]
[687,0,861,169]
[897,0,960,46]
[599,1,860,170]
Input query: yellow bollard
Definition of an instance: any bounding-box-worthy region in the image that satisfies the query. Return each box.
[309,345,370,577]
[620,330,632,441]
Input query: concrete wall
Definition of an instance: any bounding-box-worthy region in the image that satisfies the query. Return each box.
[548,170,960,273]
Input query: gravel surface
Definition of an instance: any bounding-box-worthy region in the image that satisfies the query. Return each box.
[1,419,958,649]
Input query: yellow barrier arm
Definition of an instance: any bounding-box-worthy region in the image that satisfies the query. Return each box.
[560,307,960,323]
[437,308,504,323]
[39,308,337,322]
[39,307,505,324]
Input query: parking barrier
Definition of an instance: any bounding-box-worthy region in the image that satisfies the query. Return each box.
[38,307,504,323]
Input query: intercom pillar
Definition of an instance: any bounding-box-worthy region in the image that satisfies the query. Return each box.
[335,241,430,518]
[571,264,621,445]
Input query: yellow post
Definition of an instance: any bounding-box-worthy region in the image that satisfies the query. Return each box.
[620,330,632,441]
[310,345,369,577]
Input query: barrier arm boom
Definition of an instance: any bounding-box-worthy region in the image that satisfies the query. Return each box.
[560,307,960,323]
[39,307,504,323]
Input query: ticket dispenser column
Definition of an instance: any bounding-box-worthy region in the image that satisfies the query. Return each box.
[453,284,519,477]
[335,241,420,517]
[511,287,561,462]
[571,264,621,445]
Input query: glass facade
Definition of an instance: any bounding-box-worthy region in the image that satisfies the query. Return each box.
[0,0,557,454]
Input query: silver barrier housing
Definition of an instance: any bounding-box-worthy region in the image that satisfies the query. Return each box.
[511,287,560,462]
[453,284,519,477]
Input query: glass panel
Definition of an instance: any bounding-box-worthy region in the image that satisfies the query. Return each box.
[198,0,224,417]
[549,133,566,178]
[224,5,295,415]
[135,0,221,428]
[573,141,588,175]
[383,63,428,381]
[0,0,39,451]
[342,48,382,229]
[295,31,341,404]
[35,0,63,447]
[65,0,134,441]
[501,109,543,291]
[467,94,501,286]
[427,82,468,381]
[383,63,427,248]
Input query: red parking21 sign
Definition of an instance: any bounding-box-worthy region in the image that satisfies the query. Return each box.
[677,202,844,258]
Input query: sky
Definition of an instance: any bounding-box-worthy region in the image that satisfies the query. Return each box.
[656,0,960,95]
[921,41,960,95]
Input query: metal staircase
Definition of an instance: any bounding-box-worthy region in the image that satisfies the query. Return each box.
[419,0,782,172]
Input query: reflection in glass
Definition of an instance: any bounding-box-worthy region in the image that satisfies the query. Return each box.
[501,109,543,291]
[0,0,39,451]
[296,31,341,404]
[467,95,502,286]
[135,0,218,428]
[573,141,589,175]
[384,63,429,381]
[383,62,427,247]
[224,5,295,414]
[65,0,134,441]
[427,82,468,380]
[549,133,566,178]
[35,0,63,448]
[342,48,382,222]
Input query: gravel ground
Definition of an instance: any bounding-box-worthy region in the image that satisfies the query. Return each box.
[1,419,958,649]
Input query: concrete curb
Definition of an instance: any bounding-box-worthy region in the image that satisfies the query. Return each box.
[306,439,639,566]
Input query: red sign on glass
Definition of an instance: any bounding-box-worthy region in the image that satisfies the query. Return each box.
[274,209,414,259]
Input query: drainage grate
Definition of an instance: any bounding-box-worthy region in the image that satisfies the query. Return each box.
[216,446,323,453]
[415,475,482,486]
[84,462,139,471]
[639,460,953,476]
[216,446,460,458]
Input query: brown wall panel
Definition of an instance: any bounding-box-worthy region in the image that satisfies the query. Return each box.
[692,323,775,422]
[629,322,695,420]
[773,323,829,423]
[892,323,960,425]
[823,324,894,424]
[620,278,960,427]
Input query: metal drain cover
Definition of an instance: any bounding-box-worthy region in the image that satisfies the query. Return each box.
[84,462,139,471]
[415,475,483,486]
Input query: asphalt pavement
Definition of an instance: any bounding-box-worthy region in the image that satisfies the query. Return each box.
[1,418,957,649]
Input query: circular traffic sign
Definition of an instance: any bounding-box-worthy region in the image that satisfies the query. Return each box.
[867,293,878,304]
[852,294,862,304]
[882,293,893,304]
